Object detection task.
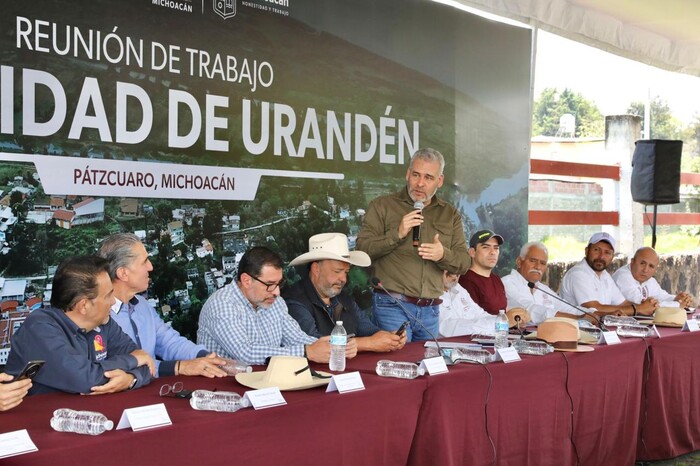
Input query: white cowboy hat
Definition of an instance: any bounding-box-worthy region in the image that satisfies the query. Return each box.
[653,306,687,328]
[289,233,371,267]
[235,356,332,391]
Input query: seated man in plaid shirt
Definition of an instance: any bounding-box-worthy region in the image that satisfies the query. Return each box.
[197,246,349,364]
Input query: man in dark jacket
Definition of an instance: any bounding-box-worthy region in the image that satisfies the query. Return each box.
[6,256,155,395]
[284,233,406,353]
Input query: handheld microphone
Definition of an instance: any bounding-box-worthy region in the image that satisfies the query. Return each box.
[527,281,608,331]
[370,276,453,366]
[412,201,424,247]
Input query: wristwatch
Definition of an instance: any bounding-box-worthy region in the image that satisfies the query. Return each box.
[128,376,138,390]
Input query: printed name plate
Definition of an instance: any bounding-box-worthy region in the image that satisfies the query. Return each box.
[243,387,287,410]
[117,403,171,431]
[496,347,521,363]
[0,429,38,459]
[601,331,622,345]
[326,371,365,393]
[420,356,449,375]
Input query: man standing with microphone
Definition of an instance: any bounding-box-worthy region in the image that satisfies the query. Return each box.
[357,148,468,341]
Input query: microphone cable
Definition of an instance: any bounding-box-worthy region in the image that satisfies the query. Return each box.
[559,352,580,466]
[477,362,497,466]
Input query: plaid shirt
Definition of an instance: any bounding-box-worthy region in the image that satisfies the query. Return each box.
[197,282,317,365]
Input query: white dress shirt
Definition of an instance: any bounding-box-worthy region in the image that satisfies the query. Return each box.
[439,283,496,337]
[502,269,571,324]
[560,259,626,312]
[612,264,678,307]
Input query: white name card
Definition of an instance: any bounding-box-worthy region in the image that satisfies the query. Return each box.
[495,347,521,363]
[683,319,699,332]
[242,387,286,410]
[117,403,171,431]
[420,356,449,375]
[326,371,365,393]
[601,331,622,345]
[0,429,37,459]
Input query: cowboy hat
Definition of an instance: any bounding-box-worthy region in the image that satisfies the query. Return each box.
[535,318,594,352]
[235,356,332,391]
[653,306,687,328]
[289,233,371,267]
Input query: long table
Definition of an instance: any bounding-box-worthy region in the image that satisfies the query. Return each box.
[637,326,700,461]
[1,372,427,466]
[2,328,699,465]
[341,336,647,466]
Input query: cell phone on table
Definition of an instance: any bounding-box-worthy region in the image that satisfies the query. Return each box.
[396,321,410,336]
[6,360,45,382]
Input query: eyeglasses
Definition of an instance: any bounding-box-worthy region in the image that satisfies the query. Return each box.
[160,382,184,397]
[250,274,286,292]
[159,382,193,399]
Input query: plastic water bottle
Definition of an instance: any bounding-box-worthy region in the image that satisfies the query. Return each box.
[329,320,347,372]
[50,409,114,435]
[602,315,638,327]
[375,360,425,379]
[189,390,251,412]
[220,358,252,376]
[494,310,509,350]
[616,324,652,338]
[511,339,554,356]
[450,347,494,364]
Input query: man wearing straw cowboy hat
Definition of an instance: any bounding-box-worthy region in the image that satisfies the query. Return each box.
[284,233,407,353]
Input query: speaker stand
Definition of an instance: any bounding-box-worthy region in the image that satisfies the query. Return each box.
[651,205,658,249]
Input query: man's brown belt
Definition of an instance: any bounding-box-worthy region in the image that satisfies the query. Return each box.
[374,288,443,306]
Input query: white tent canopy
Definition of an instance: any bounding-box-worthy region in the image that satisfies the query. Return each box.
[453,0,700,77]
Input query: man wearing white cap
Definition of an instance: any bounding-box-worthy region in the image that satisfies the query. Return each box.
[284,233,406,353]
[560,232,657,317]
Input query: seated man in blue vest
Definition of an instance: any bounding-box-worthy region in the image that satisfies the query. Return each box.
[284,233,406,353]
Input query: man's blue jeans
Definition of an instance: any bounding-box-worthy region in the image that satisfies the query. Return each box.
[372,292,439,342]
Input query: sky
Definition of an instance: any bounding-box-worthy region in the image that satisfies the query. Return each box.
[535,31,700,125]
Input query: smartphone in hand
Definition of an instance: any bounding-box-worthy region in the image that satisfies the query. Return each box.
[5,360,45,383]
[395,321,410,336]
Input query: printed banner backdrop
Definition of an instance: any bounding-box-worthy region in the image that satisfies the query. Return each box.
[0,0,531,340]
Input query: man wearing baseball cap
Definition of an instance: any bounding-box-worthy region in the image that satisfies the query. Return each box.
[284,233,406,353]
[459,229,507,315]
[560,232,657,317]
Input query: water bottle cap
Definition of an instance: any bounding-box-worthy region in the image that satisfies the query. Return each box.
[336,321,343,325]
[104,420,114,430]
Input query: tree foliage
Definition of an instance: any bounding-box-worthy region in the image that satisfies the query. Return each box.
[532,88,604,137]
[627,96,685,140]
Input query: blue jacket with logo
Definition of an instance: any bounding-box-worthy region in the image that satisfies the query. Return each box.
[6,306,152,395]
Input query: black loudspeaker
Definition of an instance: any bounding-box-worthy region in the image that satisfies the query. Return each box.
[631,139,683,205]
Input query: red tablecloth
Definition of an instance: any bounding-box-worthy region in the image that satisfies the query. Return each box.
[343,336,646,465]
[1,371,427,466]
[3,329,698,465]
[636,326,700,460]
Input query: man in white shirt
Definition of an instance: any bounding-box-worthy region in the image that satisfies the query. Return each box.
[502,241,588,324]
[560,232,656,317]
[612,246,693,308]
[439,270,529,337]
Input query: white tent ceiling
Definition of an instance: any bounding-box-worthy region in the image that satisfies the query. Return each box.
[453,0,700,77]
